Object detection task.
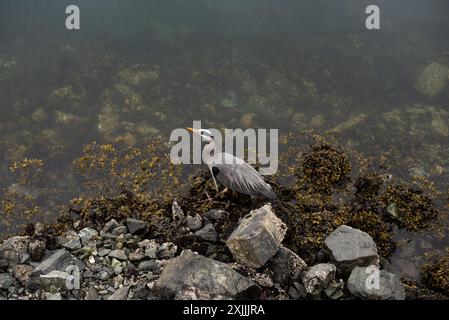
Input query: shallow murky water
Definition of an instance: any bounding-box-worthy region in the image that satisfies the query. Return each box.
[0,0,448,284]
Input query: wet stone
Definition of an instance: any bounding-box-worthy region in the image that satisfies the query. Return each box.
[154,250,260,299]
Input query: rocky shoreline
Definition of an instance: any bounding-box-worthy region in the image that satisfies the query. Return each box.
[0,203,409,300]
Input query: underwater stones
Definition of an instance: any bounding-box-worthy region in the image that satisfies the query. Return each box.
[226,204,287,268]
[153,250,259,299]
[53,111,84,126]
[97,103,120,138]
[324,225,378,273]
[221,90,238,108]
[327,113,368,134]
[114,83,146,112]
[266,246,307,286]
[302,263,336,296]
[415,62,449,98]
[430,116,449,137]
[117,65,159,86]
[240,113,256,127]
[31,108,48,123]
[347,266,405,300]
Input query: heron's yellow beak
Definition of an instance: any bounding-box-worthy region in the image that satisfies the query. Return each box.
[186,127,199,134]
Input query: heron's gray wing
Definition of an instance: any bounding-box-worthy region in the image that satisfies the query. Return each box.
[212,159,277,199]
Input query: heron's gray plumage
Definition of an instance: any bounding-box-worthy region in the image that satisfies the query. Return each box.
[210,152,277,200]
[186,127,277,200]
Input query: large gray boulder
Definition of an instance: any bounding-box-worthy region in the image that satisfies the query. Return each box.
[324,225,378,273]
[226,204,287,268]
[347,266,405,300]
[154,250,260,299]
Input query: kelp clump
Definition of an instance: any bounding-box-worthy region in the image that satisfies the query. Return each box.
[421,253,449,296]
[380,185,438,231]
[296,143,351,196]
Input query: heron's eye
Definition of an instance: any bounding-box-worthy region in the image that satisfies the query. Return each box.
[201,130,214,140]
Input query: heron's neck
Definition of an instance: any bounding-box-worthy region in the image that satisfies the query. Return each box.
[203,140,215,165]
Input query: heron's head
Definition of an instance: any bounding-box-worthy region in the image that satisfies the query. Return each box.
[186,127,214,142]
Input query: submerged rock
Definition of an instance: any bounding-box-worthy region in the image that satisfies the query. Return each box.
[154,250,260,299]
[226,204,287,268]
[347,266,405,300]
[415,62,449,98]
[324,225,378,273]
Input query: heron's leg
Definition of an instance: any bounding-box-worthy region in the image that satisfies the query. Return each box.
[215,187,229,198]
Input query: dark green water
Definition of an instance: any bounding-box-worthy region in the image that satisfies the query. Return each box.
[0,0,448,282]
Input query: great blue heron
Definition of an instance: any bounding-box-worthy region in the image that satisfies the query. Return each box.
[187,127,277,200]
